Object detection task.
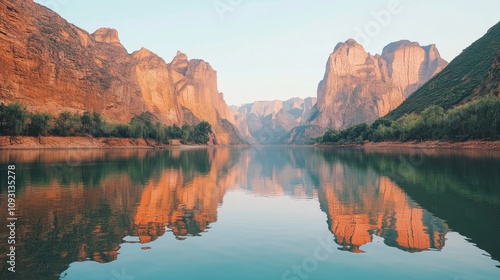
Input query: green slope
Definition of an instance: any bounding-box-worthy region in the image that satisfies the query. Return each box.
[387,21,500,119]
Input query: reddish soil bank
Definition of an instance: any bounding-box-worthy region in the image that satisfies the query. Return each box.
[0,136,160,149]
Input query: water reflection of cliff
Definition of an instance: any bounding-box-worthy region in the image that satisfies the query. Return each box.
[1,147,499,279]
[314,148,500,261]
[234,147,318,198]
[0,148,240,279]
[133,148,238,242]
[316,162,448,253]
[225,147,450,253]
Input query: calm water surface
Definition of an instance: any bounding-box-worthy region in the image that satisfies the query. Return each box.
[0,147,499,280]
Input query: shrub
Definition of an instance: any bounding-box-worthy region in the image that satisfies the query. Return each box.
[30,112,53,136]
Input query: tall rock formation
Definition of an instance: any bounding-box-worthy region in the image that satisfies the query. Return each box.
[310,39,448,130]
[232,97,317,144]
[0,0,242,144]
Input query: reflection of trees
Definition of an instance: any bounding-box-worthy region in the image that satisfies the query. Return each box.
[0,148,239,280]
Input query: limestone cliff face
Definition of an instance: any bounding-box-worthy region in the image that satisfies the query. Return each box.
[310,39,448,130]
[0,0,241,144]
[232,97,317,144]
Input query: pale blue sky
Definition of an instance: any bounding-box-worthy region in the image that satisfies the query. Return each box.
[35,0,500,106]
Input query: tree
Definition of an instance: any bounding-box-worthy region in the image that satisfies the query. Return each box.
[131,122,144,139]
[418,105,445,139]
[182,124,192,143]
[53,111,80,136]
[112,124,132,138]
[167,124,183,139]
[162,126,170,144]
[88,111,106,137]
[322,129,339,143]
[80,111,93,134]
[0,103,6,132]
[30,112,53,136]
[192,121,212,144]
[370,118,393,130]
[130,112,156,139]
[90,111,106,137]
[154,122,165,143]
[4,102,29,136]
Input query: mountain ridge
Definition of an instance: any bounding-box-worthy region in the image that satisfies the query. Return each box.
[232,97,316,144]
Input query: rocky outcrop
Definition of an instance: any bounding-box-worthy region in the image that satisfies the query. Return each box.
[232,97,317,144]
[0,0,242,144]
[310,39,448,130]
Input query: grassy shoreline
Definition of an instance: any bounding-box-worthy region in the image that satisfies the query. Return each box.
[315,140,500,151]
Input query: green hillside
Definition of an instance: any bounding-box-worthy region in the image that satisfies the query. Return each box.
[387,21,500,119]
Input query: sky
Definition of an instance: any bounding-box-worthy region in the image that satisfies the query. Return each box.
[34,0,500,106]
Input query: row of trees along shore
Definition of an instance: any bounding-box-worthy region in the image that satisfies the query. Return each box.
[316,95,500,144]
[0,102,212,145]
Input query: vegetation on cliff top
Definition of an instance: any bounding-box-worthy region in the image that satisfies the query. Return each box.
[0,103,213,145]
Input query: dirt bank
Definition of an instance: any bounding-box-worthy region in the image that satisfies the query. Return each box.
[0,136,160,149]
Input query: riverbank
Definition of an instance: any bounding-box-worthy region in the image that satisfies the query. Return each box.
[316,140,500,150]
[0,136,162,149]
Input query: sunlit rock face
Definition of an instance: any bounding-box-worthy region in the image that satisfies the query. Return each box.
[310,39,448,130]
[0,0,241,144]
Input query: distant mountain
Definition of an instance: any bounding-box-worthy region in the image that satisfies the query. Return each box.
[387,21,500,119]
[310,39,448,130]
[232,97,316,144]
[0,0,243,144]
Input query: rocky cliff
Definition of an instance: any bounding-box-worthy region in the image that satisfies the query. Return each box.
[310,39,448,130]
[232,97,316,144]
[0,0,241,144]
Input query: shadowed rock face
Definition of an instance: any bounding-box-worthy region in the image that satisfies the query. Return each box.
[0,0,241,144]
[232,97,317,144]
[310,39,448,130]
